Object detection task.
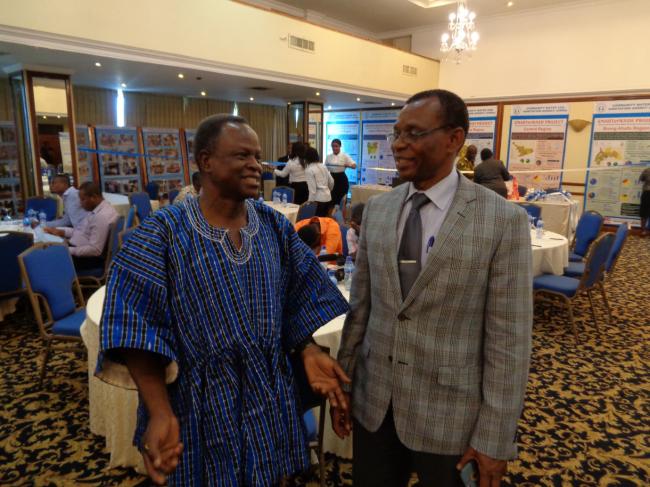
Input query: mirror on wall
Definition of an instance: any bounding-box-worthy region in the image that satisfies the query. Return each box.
[288,102,304,144]
[308,102,323,154]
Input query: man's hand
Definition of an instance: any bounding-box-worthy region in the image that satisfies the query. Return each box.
[301,344,351,410]
[142,411,183,485]
[43,227,65,237]
[330,392,352,439]
[457,446,507,487]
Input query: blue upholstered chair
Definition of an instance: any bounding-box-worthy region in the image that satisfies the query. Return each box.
[272,186,295,203]
[25,196,58,221]
[297,202,317,221]
[125,205,138,229]
[145,181,160,200]
[534,233,615,343]
[76,216,124,288]
[0,231,34,299]
[168,189,180,205]
[118,226,137,248]
[563,223,629,323]
[519,203,542,225]
[18,244,85,385]
[569,210,603,262]
[128,192,153,222]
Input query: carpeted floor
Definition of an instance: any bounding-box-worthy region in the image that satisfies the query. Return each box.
[1,236,648,486]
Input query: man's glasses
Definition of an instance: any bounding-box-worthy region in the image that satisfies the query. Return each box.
[386,125,451,145]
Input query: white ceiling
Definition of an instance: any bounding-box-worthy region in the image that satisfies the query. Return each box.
[0,42,398,110]
[255,0,588,34]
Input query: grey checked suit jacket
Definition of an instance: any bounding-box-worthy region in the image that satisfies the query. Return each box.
[337,174,533,460]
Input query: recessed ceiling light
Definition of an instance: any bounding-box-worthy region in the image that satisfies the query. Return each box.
[94,62,102,67]
[327,105,332,110]
[200,91,206,96]
[507,1,514,6]
[316,92,320,96]
[249,97,255,101]
[56,115,61,119]
[42,116,47,119]
[120,82,127,88]
[178,73,184,79]
[391,102,396,106]
[356,97,361,102]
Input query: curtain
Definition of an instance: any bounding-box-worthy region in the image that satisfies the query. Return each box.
[125,92,184,128]
[0,78,13,121]
[73,86,116,126]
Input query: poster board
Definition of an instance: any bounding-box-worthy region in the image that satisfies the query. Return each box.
[466,105,498,159]
[506,103,569,189]
[142,128,185,196]
[360,109,400,185]
[0,121,22,214]
[184,130,198,174]
[323,111,360,184]
[584,99,650,224]
[95,127,142,194]
[75,125,94,183]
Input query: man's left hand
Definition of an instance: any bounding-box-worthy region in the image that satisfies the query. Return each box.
[301,344,351,410]
[457,446,507,487]
[43,227,65,237]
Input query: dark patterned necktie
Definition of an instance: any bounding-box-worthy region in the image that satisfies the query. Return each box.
[398,192,430,299]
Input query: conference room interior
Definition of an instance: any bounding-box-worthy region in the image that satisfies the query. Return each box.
[0,0,648,485]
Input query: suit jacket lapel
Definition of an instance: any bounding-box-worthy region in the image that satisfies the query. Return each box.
[399,175,477,313]
[382,184,410,300]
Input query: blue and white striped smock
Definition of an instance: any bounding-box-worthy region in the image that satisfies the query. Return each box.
[97,197,349,486]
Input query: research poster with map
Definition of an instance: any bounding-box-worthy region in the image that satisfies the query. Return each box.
[584,99,650,224]
[466,105,498,157]
[506,103,569,189]
[360,109,400,185]
[323,111,360,184]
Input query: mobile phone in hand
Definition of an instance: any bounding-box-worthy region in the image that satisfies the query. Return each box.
[460,460,478,487]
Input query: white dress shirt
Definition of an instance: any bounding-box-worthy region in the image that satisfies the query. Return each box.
[325,152,355,174]
[396,169,459,266]
[63,199,118,257]
[46,187,89,228]
[305,163,334,202]
[274,157,307,183]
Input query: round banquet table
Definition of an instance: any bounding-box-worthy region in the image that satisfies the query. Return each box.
[263,200,300,224]
[531,229,569,276]
[80,283,351,471]
[515,199,579,239]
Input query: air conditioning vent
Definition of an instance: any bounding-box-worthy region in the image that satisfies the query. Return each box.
[289,35,315,53]
[249,86,270,91]
[402,65,418,76]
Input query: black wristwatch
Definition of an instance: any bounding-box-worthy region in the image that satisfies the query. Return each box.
[295,336,319,354]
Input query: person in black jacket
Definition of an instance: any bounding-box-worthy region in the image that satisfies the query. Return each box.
[473,148,511,198]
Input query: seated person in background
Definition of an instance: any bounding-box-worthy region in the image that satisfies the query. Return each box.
[44,182,118,270]
[297,223,322,255]
[456,144,477,172]
[304,147,335,217]
[174,171,201,204]
[346,203,365,260]
[295,216,342,256]
[473,148,511,198]
[46,174,89,228]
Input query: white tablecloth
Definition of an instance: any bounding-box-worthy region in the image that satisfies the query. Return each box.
[516,199,579,239]
[531,230,569,276]
[350,184,392,207]
[0,221,64,244]
[264,201,300,224]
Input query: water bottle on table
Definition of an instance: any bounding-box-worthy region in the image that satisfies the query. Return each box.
[343,255,355,291]
[327,268,338,286]
[535,219,544,239]
[273,192,280,204]
[38,211,47,228]
[281,193,288,206]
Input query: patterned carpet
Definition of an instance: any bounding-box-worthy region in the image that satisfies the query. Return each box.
[1,236,648,486]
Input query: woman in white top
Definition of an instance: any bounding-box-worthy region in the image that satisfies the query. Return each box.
[325,138,357,207]
[304,147,334,217]
[273,142,308,204]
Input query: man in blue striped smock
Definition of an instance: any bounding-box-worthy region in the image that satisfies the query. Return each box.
[97,114,351,486]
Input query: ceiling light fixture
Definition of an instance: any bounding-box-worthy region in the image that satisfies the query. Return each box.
[407,0,455,7]
[316,92,320,96]
[249,97,255,101]
[507,1,513,6]
[440,1,480,64]
[356,97,361,102]
[200,91,206,96]
[178,73,184,79]
[327,105,332,110]
[42,116,47,119]
[391,102,396,106]
[121,82,127,88]
[57,115,61,119]
[94,62,102,67]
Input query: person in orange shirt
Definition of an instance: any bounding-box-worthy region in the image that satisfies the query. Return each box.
[295,216,343,255]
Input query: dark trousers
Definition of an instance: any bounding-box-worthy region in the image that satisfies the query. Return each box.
[72,255,105,272]
[291,182,309,205]
[353,405,464,487]
[331,172,349,207]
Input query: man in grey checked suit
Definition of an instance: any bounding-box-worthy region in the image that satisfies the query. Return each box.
[333,90,533,486]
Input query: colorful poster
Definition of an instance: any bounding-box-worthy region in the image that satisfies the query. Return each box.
[360,109,400,185]
[506,104,569,190]
[584,100,650,224]
[323,111,360,184]
[184,130,198,174]
[142,128,185,196]
[0,121,22,215]
[76,125,94,183]
[95,127,142,195]
[466,105,497,160]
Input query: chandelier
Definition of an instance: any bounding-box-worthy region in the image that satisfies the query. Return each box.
[440,1,479,64]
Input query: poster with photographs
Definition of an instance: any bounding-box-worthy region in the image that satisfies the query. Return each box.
[184,130,198,174]
[76,126,94,183]
[0,121,22,214]
[143,128,185,196]
[95,127,142,195]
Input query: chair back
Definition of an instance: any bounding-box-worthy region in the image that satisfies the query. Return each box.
[272,186,295,203]
[579,233,615,290]
[128,192,152,222]
[572,210,603,257]
[19,244,81,322]
[604,223,629,274]
[109,216,125,261]
[519,203,541,224]
[125,205,138,229]
[145,181,160,200]
[26,196,58,220]
[168,189,180,205]
[297,201,317,221]
[119,226,137,248]
[0,231,34,295]
[339,224,349,256]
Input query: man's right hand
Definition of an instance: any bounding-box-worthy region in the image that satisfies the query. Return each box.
[141,411,183,485]
[330,391,352,439]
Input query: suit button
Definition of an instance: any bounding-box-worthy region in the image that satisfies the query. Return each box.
[397,313,409,321]
[388,355,393,362]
